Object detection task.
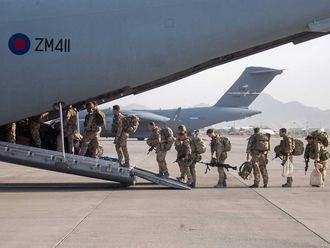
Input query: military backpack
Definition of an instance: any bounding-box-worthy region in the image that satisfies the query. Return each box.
[238,161,253,180]
[160,127,174,151]
[220,136,231,152]
[310,130,330,147]
[95,110,106,127]
[292,139,304,156]
[253,133,269,152]
[190,136,207,154]
[123,115,140,134]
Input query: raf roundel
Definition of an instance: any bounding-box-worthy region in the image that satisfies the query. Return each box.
[8,33,31,55]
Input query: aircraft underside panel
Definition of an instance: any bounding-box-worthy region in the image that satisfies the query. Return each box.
[0,142,189,190]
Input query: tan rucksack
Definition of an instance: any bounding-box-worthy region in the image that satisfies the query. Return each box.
[311,130,330,147]
[190,136,206,154]
[292,139,304,156]
[254,133,269,152]
[220,136,231,152]
[95,110,106,127]
[123,115,139,134]
[160,127,174,151]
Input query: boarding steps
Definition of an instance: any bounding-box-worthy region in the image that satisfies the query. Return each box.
[0,142,190,190]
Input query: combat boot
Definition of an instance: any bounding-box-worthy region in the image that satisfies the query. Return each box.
[249,183,259,188]
[162,172,170,178]
[214,183,226,188]
[282,183,292,188]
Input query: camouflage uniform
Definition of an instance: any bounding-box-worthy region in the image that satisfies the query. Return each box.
[29,113,49,147]
[112,112,129,165]
[5,123,16,143]
[247,134,268,187]
[280,135,294,186]
[79,110,101,158]
[175,136,193,185]
[147,127,169,176]
[57,107,78,154]
[305,142,328,182]
[211,134,227,186]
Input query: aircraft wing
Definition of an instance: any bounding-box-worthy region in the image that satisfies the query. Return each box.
[124,110,170,123]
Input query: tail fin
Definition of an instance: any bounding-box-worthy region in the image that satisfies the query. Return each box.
[214,67,283,108]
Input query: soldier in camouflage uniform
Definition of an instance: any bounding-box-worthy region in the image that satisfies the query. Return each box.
[207,128,228,188]
[279,128,294,187]
[305,135,328,184]
[57,105,78,154]
[29,112,49,148]
[246,128,268,188]
[79,102,101,158]
[112,105,129,166]
[5,122,16,143]
[175,125,188,182]
[147,122,169,178]
[175,131,193,186]
[189,130,201,188]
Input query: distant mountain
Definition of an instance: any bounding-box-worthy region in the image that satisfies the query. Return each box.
[121,104,151,110]
[218,93,330,129]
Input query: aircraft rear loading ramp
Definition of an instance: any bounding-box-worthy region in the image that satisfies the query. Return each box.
[0,142,190,190]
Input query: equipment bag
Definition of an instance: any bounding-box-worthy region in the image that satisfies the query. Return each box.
[95,110,106,127]
[254,133,269,152]
[292,139,304,156]
[190,136,207,154]
[282,160,293,178]
[160,127,174,151]
[320,148,330,161]
[238,161,253,180]
[311,130,330,147]
[221,136,231,152]
[123,115,140,134]
[310,167,323,187]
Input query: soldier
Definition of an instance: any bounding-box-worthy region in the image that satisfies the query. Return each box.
[56,105,78,154]
[79,102,101,158]
[189,130,201,188]
[246,128,269,188]
[112,105,129,166]
[305,135,328,184]
[29,112,49,148]
[5,122,16,143]
[146,122,169,178]
[175,131,193,186]
[279,128,294,187]
[207,128,228,188]
[175,125,188,182]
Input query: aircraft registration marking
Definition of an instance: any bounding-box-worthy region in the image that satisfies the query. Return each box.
[8,33,71,55]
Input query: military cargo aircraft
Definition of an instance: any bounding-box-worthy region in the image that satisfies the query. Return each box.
[1,1,330,126]
[90,67,283,139]
[1,1,330,188]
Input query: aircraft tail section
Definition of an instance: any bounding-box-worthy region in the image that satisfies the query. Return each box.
[214,67,283,108]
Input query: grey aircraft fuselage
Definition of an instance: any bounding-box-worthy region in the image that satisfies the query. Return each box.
[1,1,330,126]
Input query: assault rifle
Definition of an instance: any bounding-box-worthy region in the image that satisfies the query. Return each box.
[147,146,156,155]
[173,154,189,163]
[198,161,237,174]
[272,154,283,161]
[305,158,309,175]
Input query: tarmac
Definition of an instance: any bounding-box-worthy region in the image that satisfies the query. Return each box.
[0,136,329,248]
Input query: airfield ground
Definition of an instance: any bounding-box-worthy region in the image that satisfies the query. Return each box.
[0,137,329,248]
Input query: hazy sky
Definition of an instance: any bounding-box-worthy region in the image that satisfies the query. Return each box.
[107,35,330,110]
